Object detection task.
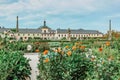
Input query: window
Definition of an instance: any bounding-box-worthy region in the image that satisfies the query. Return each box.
[24,37,27,39]
[58,34,60,37]
[76,35,77,37]
[44,30,46,33]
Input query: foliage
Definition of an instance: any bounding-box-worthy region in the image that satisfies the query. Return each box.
[4,41,28,52]
[48,42,60,47]
[33,42,50,52]
[37,43,94,80]
[0,50,31,80]
[37,38,120,80]
[86,39,120,79]
[10,28,16,32]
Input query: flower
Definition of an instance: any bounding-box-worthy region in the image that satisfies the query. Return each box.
[72,46,76,50]
[44,58,49,63]
[27,45,32,51]
[106,41,110,46]
[67,51,72,56]
[80,46,85,50]
[108,56,114,61]
[57,47,61,53]
[35,49,39,52]
[99,47,103,52]
[54,49,58,53]
[65,46,69,49]
[91,55,96,61]
[43,50,49,55]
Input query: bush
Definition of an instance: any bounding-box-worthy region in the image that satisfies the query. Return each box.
[38,40,120,80]
[37,47,94,80]
[0,50,31,80]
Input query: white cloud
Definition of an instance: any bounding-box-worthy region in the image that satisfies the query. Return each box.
[0,0,98,17]
[107,14,120,19]
[0,0,120,31]
[0,0,119,17]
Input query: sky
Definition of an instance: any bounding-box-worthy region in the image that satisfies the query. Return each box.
[0,0,120,33]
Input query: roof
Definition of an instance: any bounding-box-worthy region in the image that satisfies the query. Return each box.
[0,28,10,33]
[57,28,103,34]
[40,25,50,29]
[0,27,103,34]
[0,28,56,34]
[0,28,42,33]
[18,29,42,33]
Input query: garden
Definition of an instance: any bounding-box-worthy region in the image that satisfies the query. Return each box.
[0,34,120,80]
[37,39,120,80]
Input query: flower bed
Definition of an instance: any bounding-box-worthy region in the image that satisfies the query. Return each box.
[37,40,120,80]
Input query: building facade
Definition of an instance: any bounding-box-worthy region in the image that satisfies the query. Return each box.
[0,20,103,41]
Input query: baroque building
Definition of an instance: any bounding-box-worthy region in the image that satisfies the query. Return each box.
[0,16,103,41]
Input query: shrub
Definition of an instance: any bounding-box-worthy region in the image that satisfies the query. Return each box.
[37,46,94,80]
[0,50,31,80]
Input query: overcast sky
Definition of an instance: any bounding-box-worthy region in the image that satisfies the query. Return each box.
[0,0,120,33]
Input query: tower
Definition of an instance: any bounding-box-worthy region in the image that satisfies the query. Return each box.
[16,16,19,32]
[108,20,112,40]
[44,20,46,26]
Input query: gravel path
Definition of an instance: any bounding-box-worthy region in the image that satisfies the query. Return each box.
[24,53,39,80]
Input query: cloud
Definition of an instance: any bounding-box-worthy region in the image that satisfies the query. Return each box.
[0,0,17,4]
[0,0,119,16]
[0,0,120,33]
[107,14,120,19]
[0,0,97,16]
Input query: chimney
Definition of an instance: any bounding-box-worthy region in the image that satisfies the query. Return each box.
[16,16,19,32]
[108,20,112,40]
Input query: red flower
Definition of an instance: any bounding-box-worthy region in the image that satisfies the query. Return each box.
[99,47,103,52]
